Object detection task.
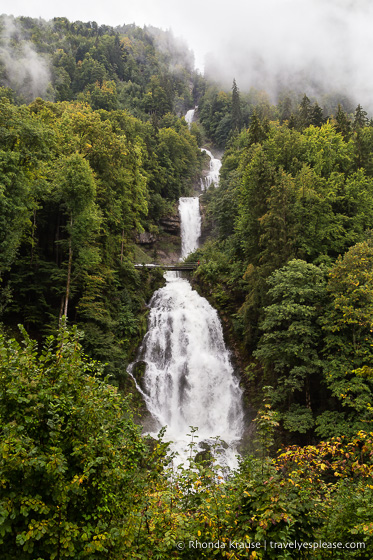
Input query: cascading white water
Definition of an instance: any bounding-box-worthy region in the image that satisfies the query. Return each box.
[132,273,244,466]
[185,109,221,188]
[128,110,244,468]
[185,107,196,128]
[201,148,222,189]
[179,197,201,258]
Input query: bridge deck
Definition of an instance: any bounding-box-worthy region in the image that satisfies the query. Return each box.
[134,263,198,271]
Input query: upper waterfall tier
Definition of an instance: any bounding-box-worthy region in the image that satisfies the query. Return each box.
[179,197,201,258]
[185,108,196,128]
[201,148,222,189]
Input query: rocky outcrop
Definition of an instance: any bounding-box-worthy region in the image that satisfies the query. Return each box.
[136,232,157,244]
[159,214,181,235]
[131,360,147,392]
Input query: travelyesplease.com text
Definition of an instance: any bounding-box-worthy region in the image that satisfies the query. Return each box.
[177,539,366,551]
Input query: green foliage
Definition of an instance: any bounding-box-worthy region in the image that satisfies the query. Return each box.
[156,126,199,200]
[0,326,153,559]
[0,92,198,382]
[254,260,327,418]
[253,387,280,461]
[321,240,373,436]
[334,104,352,139]
[195,109,373,441]
[282,404,314,434]
[198,85,275,147]
[0,97,51,272]
[198,86,232,147]
[231,79,242,132]
[0,329,372,559]
[0,15,200,118]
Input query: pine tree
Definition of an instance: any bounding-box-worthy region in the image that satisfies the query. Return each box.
[310,102,325,127]
[278,95,293,123]
[353,105,370,169]
[335,104,352,139]
[231,78,242,132]
[353,104,368,130]
[298,94,312,129]
[248,110,269,145]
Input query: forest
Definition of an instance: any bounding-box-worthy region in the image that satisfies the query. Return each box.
[0,13,372,559]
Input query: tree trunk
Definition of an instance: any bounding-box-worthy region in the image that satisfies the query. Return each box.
[58,296,64,323]
[63,216,73,319]
[55,211,61,265]
[30,208,37,265]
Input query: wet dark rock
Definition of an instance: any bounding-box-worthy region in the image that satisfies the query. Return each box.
[160,214,181,235]
[195,448,212,464]
[137,232,157,244]
[131,360,147,391]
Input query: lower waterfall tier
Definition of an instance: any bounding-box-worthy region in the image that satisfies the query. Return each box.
[129,272,244,467]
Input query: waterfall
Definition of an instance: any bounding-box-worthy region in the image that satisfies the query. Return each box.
[185,107,196,128]
[201,148,222,189]
[185,108,221,188]
[179,197,201,258]
[131,274,244,466]
[129,111,244,469]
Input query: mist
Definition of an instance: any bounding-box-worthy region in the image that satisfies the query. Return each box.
[2,0,373,111]
[0,15,51,101]
[201,0,373,110]
[145,26,195,73]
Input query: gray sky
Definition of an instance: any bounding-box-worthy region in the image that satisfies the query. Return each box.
[4,0,373,107]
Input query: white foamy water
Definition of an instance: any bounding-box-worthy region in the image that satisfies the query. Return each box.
[185,107,196,128]
[201,148,222,189]
[179,197,201,258]
[128,112,243,469]
[130,274,244,466]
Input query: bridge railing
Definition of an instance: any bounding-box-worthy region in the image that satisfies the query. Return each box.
[134,262,199,270]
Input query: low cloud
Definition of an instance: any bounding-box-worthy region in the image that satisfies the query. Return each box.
[145,25,195,72]
[0,15,51,101]
[201,0,373,110]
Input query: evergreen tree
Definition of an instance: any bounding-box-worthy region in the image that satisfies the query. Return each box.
[297,93,312,129]
[288,112,296,129]
[247,109,269,145]
[352,105,372,171]
[335,103,352,139]
[231,78,242,131]
[277,94,293,123]
[258,170,297,270]
[353,103,368,130]
[310,102,325,127]
[237,144,276,262]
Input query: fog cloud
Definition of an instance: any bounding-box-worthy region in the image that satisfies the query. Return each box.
[4,0,373,110]
[145,25,195,73]
[202,0,373,109]
[0,15,51,101]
